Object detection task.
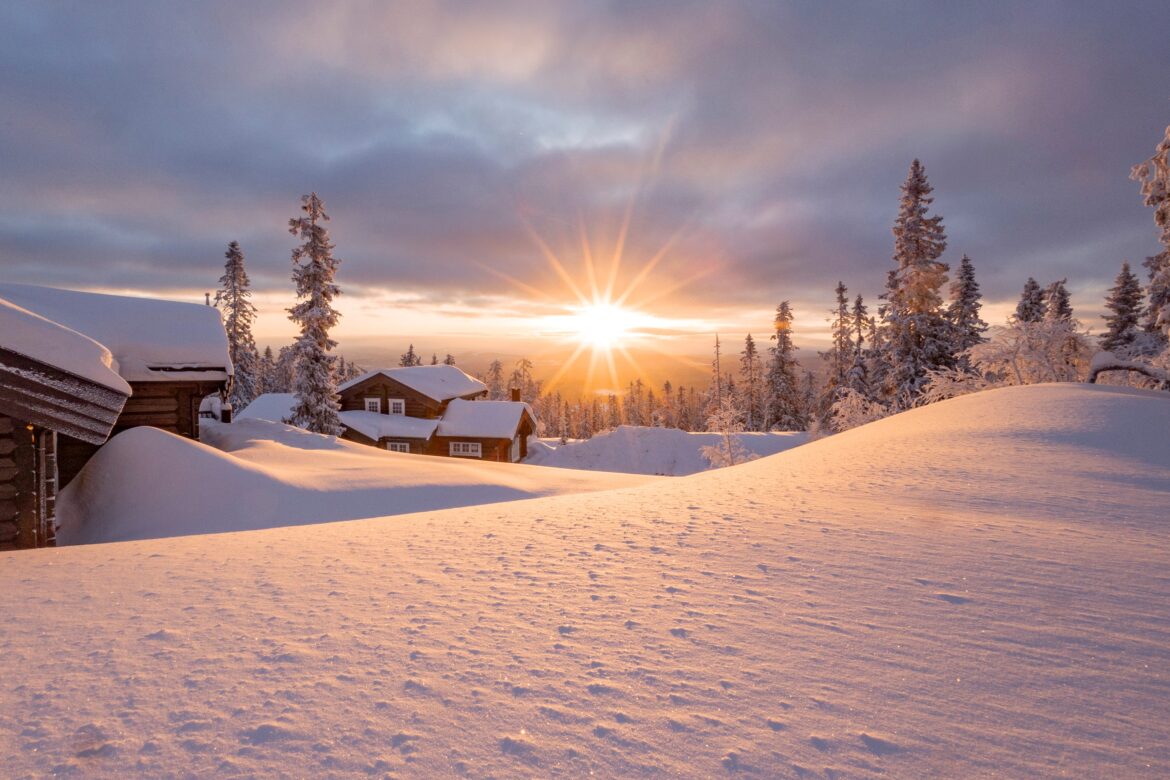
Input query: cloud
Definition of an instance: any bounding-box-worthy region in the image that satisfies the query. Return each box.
[0,0,1167,340]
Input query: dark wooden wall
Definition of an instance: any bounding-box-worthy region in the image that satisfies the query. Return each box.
[0,415,56,550]
[427,436,516,463]
[339,375,445,418]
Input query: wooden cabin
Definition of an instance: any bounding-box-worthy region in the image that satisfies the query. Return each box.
[0,297,131,549]
[0,284,232,492]
[333,366,535,462]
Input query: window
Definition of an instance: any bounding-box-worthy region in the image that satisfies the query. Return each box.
[364,397,381,413]
[389,398,406,415]
[449,441,482,458]
[385,441,410,453]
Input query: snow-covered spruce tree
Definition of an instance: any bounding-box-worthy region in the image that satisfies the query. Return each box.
[765,301,805,430]
[881,159,954,409]
[1132,125,1170,339]
[823,282,852,390]
[739,334,764,431]
[443,353,456,366]
[214,241,260,409]
[485,359,505,400]
[399,344,422,367]
[1014,277,1047,323]
[947,254,988,363]
[287,192,343,435]
[509,357,541,404]
[1043,279,1073,322]
[257,346,276,394]
[1100,262,1144,354]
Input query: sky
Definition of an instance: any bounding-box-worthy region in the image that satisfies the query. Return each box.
[2,1,1169,394]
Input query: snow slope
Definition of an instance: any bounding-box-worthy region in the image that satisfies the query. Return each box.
[527,424,809,475]
[55,419,656,545]
[4,384,1170,777]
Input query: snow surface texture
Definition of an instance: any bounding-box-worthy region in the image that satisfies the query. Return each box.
[235,392,297,423]
[338,364,486,402]
[435,398,530,439]
[0,283,231,382]
[0,295,130,393]
[527,425,810,475]
[4,384,1170,777]
[339,410,440,441]
[55,418,655,545]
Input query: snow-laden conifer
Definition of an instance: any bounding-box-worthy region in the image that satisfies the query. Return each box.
[765,301,804,430]
[739,334,764,431]
[1043,279,1074,323]
[881,160,954,408]
[947,255,988,361]
[485,359,505,400]
[399,344,422,367]
[287,193,343,435]
[1100,262,1144,354]
[1014,277,1047,323]
[214,241,260,409]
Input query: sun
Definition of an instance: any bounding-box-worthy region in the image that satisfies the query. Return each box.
[569,302,641,350]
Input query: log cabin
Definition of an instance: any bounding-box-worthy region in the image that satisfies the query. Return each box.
[326,365,536,462]
[0,284,232,501]
[0,295,131,550]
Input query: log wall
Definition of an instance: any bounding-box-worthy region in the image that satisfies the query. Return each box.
[0,414,56,550]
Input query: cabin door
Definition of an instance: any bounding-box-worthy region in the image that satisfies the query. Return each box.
[510,435,520,463]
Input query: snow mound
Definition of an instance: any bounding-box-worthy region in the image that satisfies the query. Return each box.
[6,383,1170,777]
[55,419,656,544]
[526,424,809,475]
[235,392,297,422]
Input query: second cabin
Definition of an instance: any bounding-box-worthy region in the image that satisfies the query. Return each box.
[332,365,536,462]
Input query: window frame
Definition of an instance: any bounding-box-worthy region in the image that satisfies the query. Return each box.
[388,398,406,415]
[385,441,411,453]
[363,397,381,413]
[449,441,482,458]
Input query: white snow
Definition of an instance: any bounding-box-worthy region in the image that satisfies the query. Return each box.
[3,383,1170,777]
[0,295,130,394]
[0,283,231,382]
[435,398,531,439]
[527,424,810,475]
[338,364,487,402]
[55,417,656,545]
[339,410,440,441]
[235,392,297,423]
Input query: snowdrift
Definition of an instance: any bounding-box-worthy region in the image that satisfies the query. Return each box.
[4,384,1170,777]
[56,419,656,544]
[526,425,809,475]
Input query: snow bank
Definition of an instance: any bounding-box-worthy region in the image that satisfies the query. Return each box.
[0,295,130,393]
[0,283,231,382]
[338,364,486,401]
[56,418,656,544]
[526,424,809,475]
[6,384,1170,777]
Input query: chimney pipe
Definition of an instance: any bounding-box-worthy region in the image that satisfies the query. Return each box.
[511,387,521,403]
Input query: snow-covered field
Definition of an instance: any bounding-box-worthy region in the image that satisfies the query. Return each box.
[527,425,809,475]
[3,384,1170,776]
[56,419,656,544]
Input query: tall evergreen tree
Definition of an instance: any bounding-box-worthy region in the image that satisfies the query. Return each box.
[214,241,260,409]
[765,301,804,429]
[1015,277,1047,323]
[258,345,276,394]
[1100,262,1144,353]
[881,159,954,408]
[739,334,764,431]
[1043,279,1074,322]
[947,254,988,363]
[1132,125,1170,338]
[443,353,456,366]
[822,282,852,390]
[288,193,343,434]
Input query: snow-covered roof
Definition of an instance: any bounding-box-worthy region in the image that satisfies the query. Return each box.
[338,365,486,403]
[339,410,439,441]
[0,283,232,383]
[435,399,532,439]
[0,296,131,394]
[237,393,298,423]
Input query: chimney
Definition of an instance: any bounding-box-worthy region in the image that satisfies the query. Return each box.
[510,388,521,403]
